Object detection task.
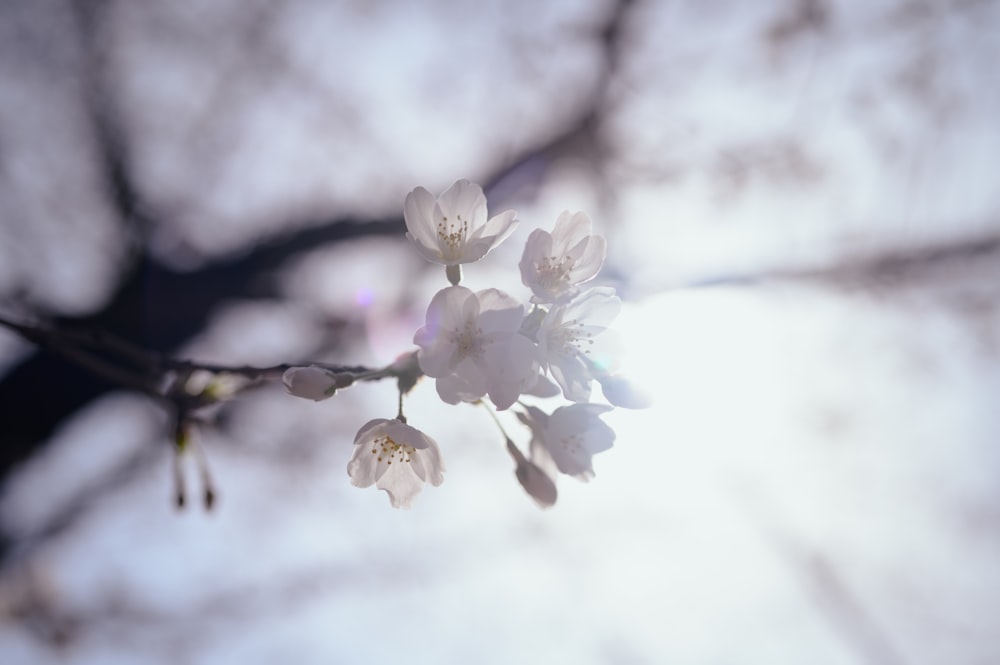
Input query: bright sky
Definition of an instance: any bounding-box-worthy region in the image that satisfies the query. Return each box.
[2,1,1000,663]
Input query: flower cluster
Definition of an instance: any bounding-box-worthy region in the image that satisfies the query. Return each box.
[284,179,645,509]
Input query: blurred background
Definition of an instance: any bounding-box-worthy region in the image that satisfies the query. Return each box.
[1,0,999,663]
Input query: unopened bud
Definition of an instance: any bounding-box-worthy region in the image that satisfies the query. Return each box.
[282,366,342,401]
[506,439,557,508]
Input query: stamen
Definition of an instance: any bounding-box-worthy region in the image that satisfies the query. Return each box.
[437,215,469,261]
[450,320,486,359]
[370,435,416,464]
[535,255,574,292]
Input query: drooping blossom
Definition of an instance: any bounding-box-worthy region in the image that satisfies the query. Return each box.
[537,287,621,402]
[517,403,615,481]
[404,179,518,284]
[519,211,606,304]
[347,418,444,509]
[414,286,537,410]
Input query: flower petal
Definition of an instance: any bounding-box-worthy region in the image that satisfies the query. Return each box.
[403,187,441,253]
[484,333,538,410]
[437,179,487,228]
[598,373,653,409]
[550,211,592,253]
[414,286,476,377]
[475,288,524,334]
[564,287,621,328]
[545,404,615,479]
[566,235,606,285]
[435,360,487,404]
[375,463,425,508]
[549,353,593,403]
[474,209,519,245]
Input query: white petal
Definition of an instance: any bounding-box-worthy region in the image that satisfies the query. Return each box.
[408,238,446,265]
[566,235,606,285]
[484,333,538,410]
[519,228,554,289]
[353,418,392,446]
[475,288,524,334]
[599,373,653,409]
[438,179,487,227]
[550,211,592,253]
[347,421,388,488]
[414,286,476,377]
[410,441,445,487]
[524,372,561,398]
[564,287,621,328]
[475,208,518,245]
[403,187,440,251]
[381,419,431,450]
[375,463,424,509]
[549,353,594,403]
[435,359,488,404]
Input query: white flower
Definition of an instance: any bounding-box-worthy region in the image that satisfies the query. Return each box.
[347,418,444,509]
[517,404,615,481]
[404,180,518,282]
[414,286,537,410]
[537,287,621,402]
[519,211,607,304]
[282,366,354,401]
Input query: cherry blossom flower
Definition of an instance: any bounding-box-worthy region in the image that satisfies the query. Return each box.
[537,287,621,402]
[404,179,518,285]
[282,366,355,401]
[414,285,537,410]
[519,211,607,304]
[518,404,615,481]
[347,418,444,508]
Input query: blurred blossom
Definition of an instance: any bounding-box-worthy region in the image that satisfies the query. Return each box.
[518,403,615,481]
[536,287,622,402]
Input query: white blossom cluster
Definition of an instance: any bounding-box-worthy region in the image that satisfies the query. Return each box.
[284,179,646,508]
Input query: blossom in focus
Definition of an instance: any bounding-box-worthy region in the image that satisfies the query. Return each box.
[519,211,606,304]
[347,418,445,509]
[537,287,621,402]
[518,403,615,481]
[414,286,537,410]
[403,179,518,277]
[282,366,354,401]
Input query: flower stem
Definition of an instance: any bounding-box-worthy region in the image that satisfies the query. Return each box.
[479,401,514,446]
